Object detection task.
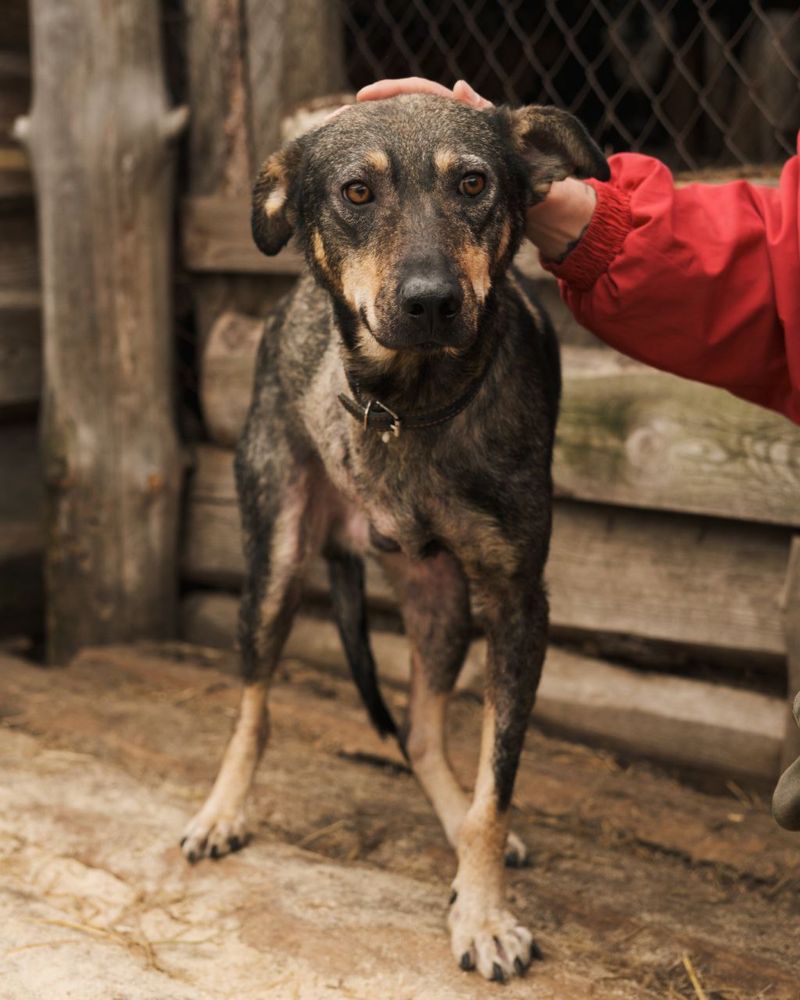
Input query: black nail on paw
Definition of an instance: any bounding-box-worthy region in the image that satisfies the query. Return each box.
[513,957,526,977]
[179,836,187,847]
[530,941,544,962]
[229,835,242,852]
[449,889,458,906]
[491,962,505,982]
[210,844,220,859]
[460,952,474,971]
[187,851,198,864]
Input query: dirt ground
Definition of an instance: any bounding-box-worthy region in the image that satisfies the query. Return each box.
[1,638,798,1000]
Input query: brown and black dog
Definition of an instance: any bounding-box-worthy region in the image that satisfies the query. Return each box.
[180,94,608,981]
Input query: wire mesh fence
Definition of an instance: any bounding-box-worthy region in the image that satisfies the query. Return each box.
[341,0,800,172]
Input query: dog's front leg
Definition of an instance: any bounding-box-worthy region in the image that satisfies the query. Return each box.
[448,581,547,981]
[180,464,315,862]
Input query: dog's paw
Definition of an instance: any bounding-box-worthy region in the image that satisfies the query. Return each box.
[180,804,249,863]
[504,830,529,868]
[448,898,541,981]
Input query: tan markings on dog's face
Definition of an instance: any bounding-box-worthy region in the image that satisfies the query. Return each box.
[434,149,458,173]
[459,244,492,303]
[355,326,397,368]
[311,229,330,274]
[364,149,390,172]
[341,250,383,331]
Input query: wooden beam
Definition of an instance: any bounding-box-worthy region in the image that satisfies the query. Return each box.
[556,347,800,528]
[182,195,306,275]
[196,317,800,528]
[181,596,784,782]
[0,422,42,563]
[182,444,791,658]
[181,195,550,279]
[21,0,184,661]
[0,300,40,407]
[0,147,33,200]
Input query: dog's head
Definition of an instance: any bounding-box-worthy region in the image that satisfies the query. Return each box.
[252,95,607,360]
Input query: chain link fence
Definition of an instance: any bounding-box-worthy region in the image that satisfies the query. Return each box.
[341,0,800,172]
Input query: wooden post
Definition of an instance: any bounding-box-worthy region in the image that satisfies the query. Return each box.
[780,537,800,769]
[17,0,185,662]
[245,0,346,164]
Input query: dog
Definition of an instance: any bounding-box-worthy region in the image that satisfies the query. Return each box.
[180,94,608,981]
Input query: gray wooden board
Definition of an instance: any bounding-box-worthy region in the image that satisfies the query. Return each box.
[557,347,800,529]
[182,195,550,279]
[181,596,785,781]
[0,300,40,406]
[182,444,791,657]
[0,421,41,563]
[198,312,800,527]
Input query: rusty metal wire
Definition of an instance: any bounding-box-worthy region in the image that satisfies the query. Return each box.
[341,0,800,171]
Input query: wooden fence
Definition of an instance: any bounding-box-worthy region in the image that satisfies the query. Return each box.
[3,0,799,784]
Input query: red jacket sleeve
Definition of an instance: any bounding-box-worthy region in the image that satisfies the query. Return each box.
[543,137,800,423]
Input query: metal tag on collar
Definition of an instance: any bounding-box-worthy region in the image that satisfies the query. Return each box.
[364,398,402,442]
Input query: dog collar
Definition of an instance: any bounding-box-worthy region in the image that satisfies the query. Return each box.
[338,354,495,443]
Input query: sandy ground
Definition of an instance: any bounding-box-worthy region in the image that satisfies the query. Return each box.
[1,639,798,999]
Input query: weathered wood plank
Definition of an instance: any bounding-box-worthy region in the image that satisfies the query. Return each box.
[0,301,40,406]
[183,195,305,274]
[0,422,42,562]
[181,597,785,781]
[245,0,346,166]
[0,207,38,292]
[182,195,550,279]
[196,319,800,528]
[0,147,33,200]
[557,347,800,528]
[182,444,791,657]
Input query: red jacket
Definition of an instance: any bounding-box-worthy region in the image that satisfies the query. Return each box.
[544,137,800,424]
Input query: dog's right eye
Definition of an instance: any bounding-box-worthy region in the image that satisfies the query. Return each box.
[343,181,374,205]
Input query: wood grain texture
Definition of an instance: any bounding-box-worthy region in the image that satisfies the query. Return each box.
[200,311,263,445]
[181,598,784,781]
[182,444,791,657]
[0,207,38,292]
[557,346,800,527]
[24,0,183,661]
[182,196,550,278]
[183,1,293,352]
[197,321,800,529]
[0,300,40,407]
[0,422,42,563]
[245,0,346,165]
[183,195,306,274]
[0,147,33,199]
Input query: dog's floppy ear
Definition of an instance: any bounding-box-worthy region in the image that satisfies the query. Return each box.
[251,139,306,256]
[507,105,610,198]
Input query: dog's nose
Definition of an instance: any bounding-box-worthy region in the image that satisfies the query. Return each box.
[401,275,462,337]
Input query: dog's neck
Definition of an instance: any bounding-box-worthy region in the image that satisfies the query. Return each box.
[332,290,504,419]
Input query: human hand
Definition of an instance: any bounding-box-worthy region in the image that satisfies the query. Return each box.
[356,77,597,262]
[357,77,493,109]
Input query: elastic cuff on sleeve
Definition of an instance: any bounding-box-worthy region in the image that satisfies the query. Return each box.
[541,178,632,291]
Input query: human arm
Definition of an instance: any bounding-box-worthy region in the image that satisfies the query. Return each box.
[543,148,800,422]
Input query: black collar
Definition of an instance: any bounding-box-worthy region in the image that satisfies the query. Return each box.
[337,345,497,441]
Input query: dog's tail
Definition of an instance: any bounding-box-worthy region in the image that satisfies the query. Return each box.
[326,549,406,755]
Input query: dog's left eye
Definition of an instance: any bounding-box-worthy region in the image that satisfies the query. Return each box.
[458,172,486,197]
[343,181,374,205]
